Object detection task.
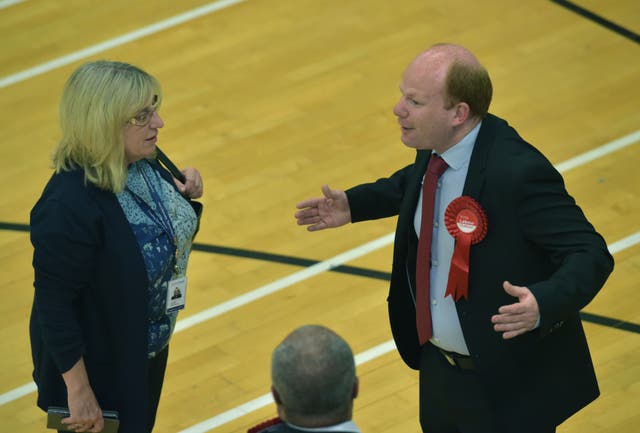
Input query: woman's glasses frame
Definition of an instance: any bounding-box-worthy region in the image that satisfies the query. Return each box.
[127,94,159,127]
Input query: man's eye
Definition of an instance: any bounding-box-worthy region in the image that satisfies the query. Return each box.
[136,112,150,122]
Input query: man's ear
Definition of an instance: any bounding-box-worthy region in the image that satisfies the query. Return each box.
[352,377,359,399]
[452,102,471,126]
[271,385,282,404]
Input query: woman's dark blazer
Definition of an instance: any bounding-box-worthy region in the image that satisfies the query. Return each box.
[346,113,614,426]
[29,161,180,433]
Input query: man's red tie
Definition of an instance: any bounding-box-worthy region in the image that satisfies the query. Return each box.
[416,154,449,345]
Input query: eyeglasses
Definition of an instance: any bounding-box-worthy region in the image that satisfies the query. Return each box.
[127,94,159,126]
[127,108,157,126]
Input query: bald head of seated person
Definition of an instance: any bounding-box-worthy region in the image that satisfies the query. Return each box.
[251,325,361,433]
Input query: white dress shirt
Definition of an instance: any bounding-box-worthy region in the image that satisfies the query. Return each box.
[413,122,481,355]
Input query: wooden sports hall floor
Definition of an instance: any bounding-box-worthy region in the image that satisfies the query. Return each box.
[0,0,638,431]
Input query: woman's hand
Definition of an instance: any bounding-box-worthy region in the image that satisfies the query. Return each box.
[174,167,203,199]
[62,358,104,432]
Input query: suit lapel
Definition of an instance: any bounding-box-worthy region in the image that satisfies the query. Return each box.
[398,150,430,232]
[401,115,499,231]
[463,114,499,200]
[409,149,431,207]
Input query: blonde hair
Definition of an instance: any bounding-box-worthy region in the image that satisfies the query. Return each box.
[53,61,162,192]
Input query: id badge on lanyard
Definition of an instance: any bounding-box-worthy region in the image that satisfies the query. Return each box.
[166,276,187,313]
[132,164,189,314]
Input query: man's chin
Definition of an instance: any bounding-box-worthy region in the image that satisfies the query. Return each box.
[400,131,421,148]
[400,138,421,150]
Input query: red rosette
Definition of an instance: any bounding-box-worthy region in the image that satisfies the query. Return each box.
[444,196,488,301]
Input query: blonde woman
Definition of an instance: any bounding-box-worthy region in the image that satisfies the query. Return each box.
[30,61,203,433]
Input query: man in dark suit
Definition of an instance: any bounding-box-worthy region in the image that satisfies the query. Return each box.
[249,325,361,433]
[294,43,614,432]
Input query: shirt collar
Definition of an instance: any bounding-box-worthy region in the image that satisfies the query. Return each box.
[438,121,482,170]
[287,420,360,432]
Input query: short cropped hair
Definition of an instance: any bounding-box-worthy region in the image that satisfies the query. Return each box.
[53,60,162,192]
[444,60,492,119]
[271,325,356,422]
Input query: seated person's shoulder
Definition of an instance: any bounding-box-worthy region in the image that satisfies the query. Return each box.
[248,418,287,433]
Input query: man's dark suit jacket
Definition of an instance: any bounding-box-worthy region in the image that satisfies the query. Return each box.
[345,113,614,427]
[29,160,185,433]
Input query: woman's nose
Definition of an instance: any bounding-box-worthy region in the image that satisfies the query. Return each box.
[151,111,164,128]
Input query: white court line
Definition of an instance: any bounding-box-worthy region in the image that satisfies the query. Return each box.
[0,233,395,406]
[554,130,640,173]
[0,0,637,419]
[0,382,36,406]
[0,0,246,88]
[175,233,395,333]
[159,127,640,432]
[0,0,24,10]
[174,128,640,333]
[1,132,639,407]
[172,229,640,433]
[177,340,398,433]
[609,231,640,255]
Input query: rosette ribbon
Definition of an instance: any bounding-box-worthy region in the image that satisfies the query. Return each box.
[444,196,488,301]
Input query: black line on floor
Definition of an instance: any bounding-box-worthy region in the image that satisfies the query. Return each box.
[579,311,640,334]
[0,222,30,232]
[550,0,639,44]
[3,221,637,333]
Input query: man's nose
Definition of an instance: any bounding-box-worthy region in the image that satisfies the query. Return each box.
[393,99,406,117]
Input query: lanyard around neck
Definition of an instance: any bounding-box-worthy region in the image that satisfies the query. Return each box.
[127,163,178,254]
